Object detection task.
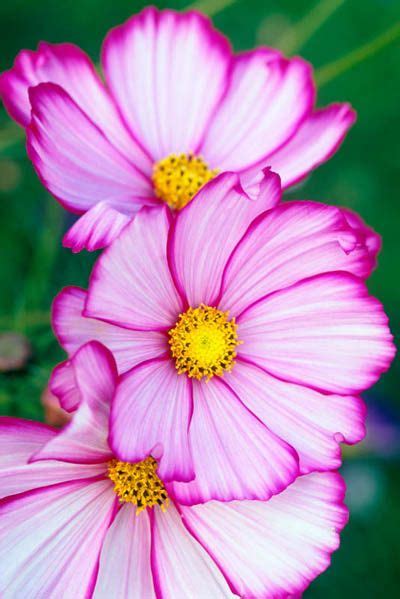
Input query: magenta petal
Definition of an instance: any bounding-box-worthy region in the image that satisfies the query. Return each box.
[52,286,167,373]
[238,272,396,395]
[86,206,183,331]
[27,83,153,214]
[50,358,81,412]
[0,479,116,598]
[168,170,281,307]
[226,360,366,473]
[94,504,155,598]
[63,202,131,253]
[171,378,298,504]
[102,7,231,159]
[220,201,374,316]
[201,50,314,170]
[267,103,356,188]
[110,359,194,482]
[0,417,55,467]
[151,502,233,597]
[340,206,382,269]
[181,472,348,598]
[33,342,116,464]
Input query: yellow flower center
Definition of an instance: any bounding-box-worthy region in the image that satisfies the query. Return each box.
[152,152,218,210]
[168,305,240,380]
[108,457,169,515]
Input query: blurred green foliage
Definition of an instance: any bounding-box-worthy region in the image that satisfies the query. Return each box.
[0,0,399,595]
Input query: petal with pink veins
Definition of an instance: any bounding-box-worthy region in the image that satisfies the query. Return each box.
[0,479,116,598]
[340,206,381,268]
[181,472,348,598]
[151,502,234,598]
[219,201,374,316]
[27,83,154,214]
[94,504,155,598]
[238,273,395,395]
[110,358,194,482]
[52,286,167,372]
[201,50,314,171]
[86,206,183,330]
[171,377,299,504]
[225,360,366,473]
[102,8,231,159]
[168,170,281,307]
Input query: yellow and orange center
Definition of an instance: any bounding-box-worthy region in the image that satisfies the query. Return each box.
[152,152,219,210]
[108,456,169,515]
[168,305,241,381]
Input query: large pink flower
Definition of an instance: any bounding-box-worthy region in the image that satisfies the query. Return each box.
[0,7,356,252]
[51,171,395,504]
[0,341,348,598]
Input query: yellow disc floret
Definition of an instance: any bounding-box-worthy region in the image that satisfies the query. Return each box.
[108,457,169,515]
[152,152,219,210]
[168,305,241,380]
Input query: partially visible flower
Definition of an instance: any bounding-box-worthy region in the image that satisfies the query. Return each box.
[0,7,356,252]
[0,341,348,598]
[51,171,395,505]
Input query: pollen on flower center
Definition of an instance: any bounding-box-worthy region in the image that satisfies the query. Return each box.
[108,456,169,515]
[168,305,240,380]
[152,152,219,210]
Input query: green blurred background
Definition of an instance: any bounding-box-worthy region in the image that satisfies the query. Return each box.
[0,0,399,595]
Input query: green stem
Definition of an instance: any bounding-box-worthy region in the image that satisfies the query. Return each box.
[316,21,400,87]
[277,0,346,55]
[186,0,238,16]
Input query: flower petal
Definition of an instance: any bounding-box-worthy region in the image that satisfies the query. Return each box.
[27,83,154,214]
[238,273,395,394]
[110,359,194,482]
[0,479,116,598]
[181,472,348,598]
[50,359,81,412]
[151,502,234,598]
[86,206,183,330]
[220,201,374,316]
[63,201,131,253]
[340,206,381,269]
[33,342,116,464]
[201,50,314,170]
[171,378,298,504]
[52,286,167,372]
[226,360,366,473]
[0,417,55,467]
[267,103,356,188]
[94,504,155,598]
[102,7,231,159]
[168,170,281,307]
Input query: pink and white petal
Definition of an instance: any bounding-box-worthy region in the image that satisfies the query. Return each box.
[110,359,193,482]
[201,51,314,170]
[86,206,182,330]
[0,417,56,467]
[0,460,106,500]
[0,479,116,598]
[267,103,356,188]
[27,83,154,214]
[33,342,116,464]
[340,206,381,268]
[52,286,167,372]
[63,201,131,253]
[94,504,155,598]
[102,8,231,159]
[181,472,348,598]
[50,359,81,412]
[151,502,234,598]
[168,170,281,307]
[238,273,395,395]
[220,201,373,316]
[226,360,366,474]
[171,378,298,505]
[238,165,282,206]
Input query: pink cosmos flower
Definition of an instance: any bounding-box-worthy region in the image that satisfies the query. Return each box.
[0,341,349,598]
[0,7,356,252]
[51,170,395,505]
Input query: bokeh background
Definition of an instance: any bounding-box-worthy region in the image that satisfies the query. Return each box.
[0,0,399,595]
